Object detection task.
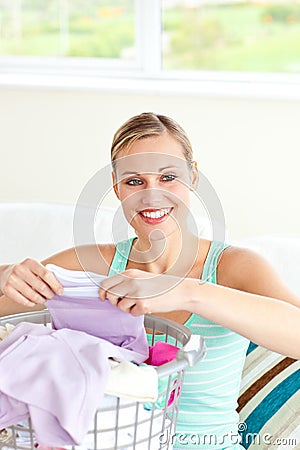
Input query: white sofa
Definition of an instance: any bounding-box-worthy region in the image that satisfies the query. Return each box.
[0,202,117,264]
[0,202,213,264]
[0,202,300,295]
[0,202,299,448]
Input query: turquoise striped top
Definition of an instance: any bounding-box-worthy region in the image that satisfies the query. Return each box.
[108,238,249,450]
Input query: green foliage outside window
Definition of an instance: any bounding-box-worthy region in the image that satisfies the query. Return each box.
[0,1,299,73]
[163,4,300,72]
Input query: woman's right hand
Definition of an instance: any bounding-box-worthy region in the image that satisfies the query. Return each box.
[0,259,64,307]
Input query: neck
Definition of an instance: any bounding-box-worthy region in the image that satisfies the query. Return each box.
[131,227,199,275]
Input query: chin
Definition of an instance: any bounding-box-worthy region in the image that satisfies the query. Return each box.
[137,225,180,243]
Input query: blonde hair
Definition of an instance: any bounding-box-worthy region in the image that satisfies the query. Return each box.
[111,112,194,168]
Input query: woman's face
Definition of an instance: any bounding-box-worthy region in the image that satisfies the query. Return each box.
[112,133,197,241]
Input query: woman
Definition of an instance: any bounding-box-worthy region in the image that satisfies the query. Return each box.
[0,112,299,449]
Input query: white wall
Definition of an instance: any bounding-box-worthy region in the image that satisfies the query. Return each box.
[1,86,299,241]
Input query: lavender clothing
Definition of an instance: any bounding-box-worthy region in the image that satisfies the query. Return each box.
[45,264,148,356]
[0,322,147,446]
[0,265,149,445]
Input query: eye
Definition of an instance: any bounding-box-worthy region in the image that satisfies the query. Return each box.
[161,174,177,182]
[126,178,143,186]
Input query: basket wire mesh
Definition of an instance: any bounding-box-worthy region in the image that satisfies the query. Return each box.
[0,311,205,450]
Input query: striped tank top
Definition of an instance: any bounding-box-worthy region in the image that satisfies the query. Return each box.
[108,238,249,450]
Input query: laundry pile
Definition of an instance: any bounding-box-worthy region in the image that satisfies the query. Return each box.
[0,264,166,448]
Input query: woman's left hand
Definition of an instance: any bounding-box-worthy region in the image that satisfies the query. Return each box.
[99,269,186,316]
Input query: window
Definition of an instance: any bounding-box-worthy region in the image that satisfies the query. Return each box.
[0,0,300,82]
[162,1,300,74]
[0,0,139,72]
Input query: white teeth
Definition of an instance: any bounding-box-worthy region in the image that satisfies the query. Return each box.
[140,208,171,219]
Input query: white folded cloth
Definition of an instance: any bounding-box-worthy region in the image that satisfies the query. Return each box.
[106,359,158,402]
[0,323,15,341]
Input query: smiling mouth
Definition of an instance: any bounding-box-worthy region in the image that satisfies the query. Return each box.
[137,207,173,223]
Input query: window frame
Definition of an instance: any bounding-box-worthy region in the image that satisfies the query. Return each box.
[0,0,300,100]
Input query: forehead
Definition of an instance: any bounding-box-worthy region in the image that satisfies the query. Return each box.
[125,134,185,158]
[114,134,188,176]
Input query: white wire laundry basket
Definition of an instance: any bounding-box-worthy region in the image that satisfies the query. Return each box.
[0,311,205,450]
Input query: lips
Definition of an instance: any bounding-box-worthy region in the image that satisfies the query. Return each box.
[137,207,173,224]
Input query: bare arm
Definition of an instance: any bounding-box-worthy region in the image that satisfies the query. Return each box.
[182,249,300,358]
[0,244,115,317]
[218,246,300,308]
[197,246,300,357]
[100,247,300,359]
[186,279,300,359]
[0,248,78,317]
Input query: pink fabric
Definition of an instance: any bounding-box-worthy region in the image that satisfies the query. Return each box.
[145,341,179,366]
[145,341,180,407]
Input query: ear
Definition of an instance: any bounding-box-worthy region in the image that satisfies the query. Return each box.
[112,171,120,200]
[190,161,199,190]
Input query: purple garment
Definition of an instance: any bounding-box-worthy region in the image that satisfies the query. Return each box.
[0,322,147,446]
[0,265,149,445]
[45,264,148,356]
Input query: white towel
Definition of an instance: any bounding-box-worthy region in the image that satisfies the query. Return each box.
[106,360,158,402]
[0,323,15,341]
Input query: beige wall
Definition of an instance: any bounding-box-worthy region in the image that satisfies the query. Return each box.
[1,86,299,241]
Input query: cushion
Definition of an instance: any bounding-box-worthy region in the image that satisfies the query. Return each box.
[238,343,300,449]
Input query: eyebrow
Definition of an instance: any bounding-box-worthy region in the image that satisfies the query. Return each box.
[120,166,181,176]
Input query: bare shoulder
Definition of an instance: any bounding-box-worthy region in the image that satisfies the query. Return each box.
[217,245,258,290]
[218,245,300,306]
[41,243,116,276]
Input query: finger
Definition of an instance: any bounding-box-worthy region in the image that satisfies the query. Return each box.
[23,260,64,295]
[3,284,38,308]
[100,273,127,292]
[109,294,126,308]
[21,272,58,300]
[130,302,152,317]
[104,287,130,307]
[98,285,107,302]
[99,273,128,301]
[4,275,47,304]
[16,279,49,304]
[99,269,152,301]
[116,296,153,316]
[116,296,137,314]
[12,265,61,299]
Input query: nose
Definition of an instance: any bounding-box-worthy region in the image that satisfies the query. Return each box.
[141,187,165,206]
